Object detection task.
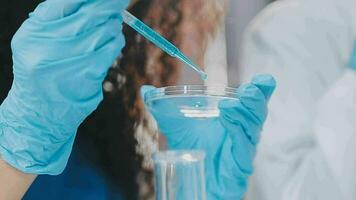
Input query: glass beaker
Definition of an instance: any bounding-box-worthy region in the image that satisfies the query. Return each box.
[152,150,206,200]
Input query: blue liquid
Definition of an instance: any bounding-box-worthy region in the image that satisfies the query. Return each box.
[201,73,208,81]
[146,95,236,119]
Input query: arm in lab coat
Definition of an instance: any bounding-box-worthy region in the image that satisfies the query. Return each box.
[239,0,356,199]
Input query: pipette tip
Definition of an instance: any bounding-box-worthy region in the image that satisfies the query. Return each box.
[200,73,208,81]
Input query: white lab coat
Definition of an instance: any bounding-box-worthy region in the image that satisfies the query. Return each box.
[238,0,356,199]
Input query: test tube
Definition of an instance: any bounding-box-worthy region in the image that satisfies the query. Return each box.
[152,150,207,200]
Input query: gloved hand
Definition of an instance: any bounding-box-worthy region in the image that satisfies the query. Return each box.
[0,0,128,175]
[142,74,276,200]
[349,40,356,70]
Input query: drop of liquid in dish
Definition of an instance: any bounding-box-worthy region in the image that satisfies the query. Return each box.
[194,101,203,108]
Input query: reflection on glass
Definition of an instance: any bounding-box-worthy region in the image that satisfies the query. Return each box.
[153,150,206,200]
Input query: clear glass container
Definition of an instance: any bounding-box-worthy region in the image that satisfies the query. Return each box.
[144,85,239,119]
[152,150,206,200]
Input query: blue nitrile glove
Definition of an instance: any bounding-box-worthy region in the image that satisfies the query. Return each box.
[142,74,276,200]
[0,0,128,175]
[349,40,356,70]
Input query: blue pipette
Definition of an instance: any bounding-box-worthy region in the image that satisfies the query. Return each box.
[121,10,208,80]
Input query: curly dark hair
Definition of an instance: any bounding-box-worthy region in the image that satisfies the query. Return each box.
[76,1,184,199]
[0,0,225,199]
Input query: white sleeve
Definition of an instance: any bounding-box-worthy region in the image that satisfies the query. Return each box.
[238,0,356,199]
[204,21,228,86]
[313,69,356,199]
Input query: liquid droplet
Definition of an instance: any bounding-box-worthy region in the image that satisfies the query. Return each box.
[200,73,208,81]
[195,101,203,108]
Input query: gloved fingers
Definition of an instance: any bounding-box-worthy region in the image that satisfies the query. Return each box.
[26,0,128,37]
[31,0,88,21]
[236,83,268,123]
[146,108,194,148]
[251,74,276,102]
[233,74,276,122]
[73,29,126,77]
[217,74,276,175]
[349,40,356,70]
[60,0,127,35]
[140,85,198,147]
[140,85,156,103]
[219,79,271,144]
[13,18,124,69]
[219,100,261,145]
[30,30,125,101]
[11,33,126,137]
[220,120,256,175]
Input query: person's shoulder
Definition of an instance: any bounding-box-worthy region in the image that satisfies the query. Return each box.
[246,0,355,41]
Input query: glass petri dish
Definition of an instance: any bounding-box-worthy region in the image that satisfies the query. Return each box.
[144,85,239,119]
